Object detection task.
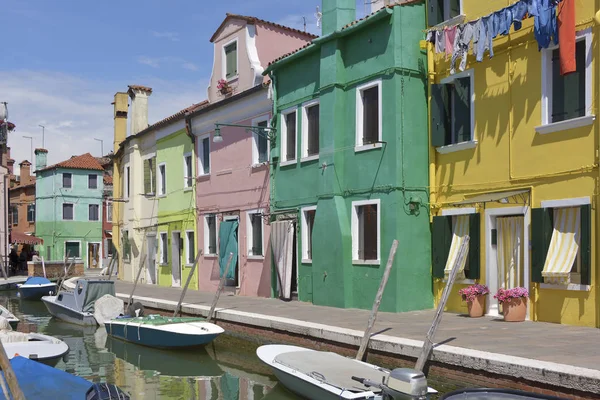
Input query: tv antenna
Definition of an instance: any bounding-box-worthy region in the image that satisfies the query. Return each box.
[315,6,322,28]
[302,16,307,32]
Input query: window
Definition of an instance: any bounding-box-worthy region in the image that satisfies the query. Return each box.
[158,163,166,196]
[247,210,263,257]
[27,204,35,223]
[46,246,52,261]
[302,101,320,159]
[428,0,461,26]
[431,71,474,149]
[107,238,114,256]
[224,40,238,79]
[184,153,193,188]
[107,201,113,222]
[204,215,217,255]
[124,166,130,198]
[62,203,74,220]
[356,80,382,149]
[89,204,99,221]
[65,241,80,258]
[252,118,269,165]
[199,136,210,175]
[10,206,17,225]
[63,173,72,189]
[159,232,168,264]
[144,157,156,195]
[122,230,131,260]
[281,109,297,163]
[186,231,195,265]
[88,174,98,189]
[301,206,316,262]
[352,200,380,263]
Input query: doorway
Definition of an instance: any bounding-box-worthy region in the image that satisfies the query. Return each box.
[88,243,101,269]
[223,216,240,288]
[171,231,182,287]
[146,234,157,284]
[291,222,298,295]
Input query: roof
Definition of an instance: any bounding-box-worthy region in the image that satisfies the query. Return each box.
[268,42,314,66]
[103,175,113,185]
[210,13,318,43]
[39,153,104,172]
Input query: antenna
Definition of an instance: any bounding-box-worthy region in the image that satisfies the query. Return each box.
[302,16,307,32]
[315,6,322,28]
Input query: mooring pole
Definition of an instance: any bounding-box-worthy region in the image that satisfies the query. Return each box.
[173,251,202,317]
[207,252,233,322]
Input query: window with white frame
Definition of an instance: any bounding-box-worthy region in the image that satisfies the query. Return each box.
[198,136,210,175]
[143,157,156,195]
[281,109,297,162]
[124,166,130,198]
[204,214,217,255]
[158,163,166,196]
[184,153,193,188]
[63,173,72,188]
[428,0,461,26]
[27,204,35,223]
[159,232,168,264]
[186,230,195,264]
[65,241,80,258]
[88,174,98,189]
[63,203,74,220]
[431,70,474,147]
[247,210,263,257]
[88,204,99,221]
[356,80,382,148]
[107,201,112,222]
[541,30,592,127]
[301,206,316,262]
[352,200,380,262]
[302,100,319,158]
[224,40,238,80]
[252,118,269,165]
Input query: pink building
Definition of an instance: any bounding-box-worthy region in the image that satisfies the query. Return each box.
[187,14,315,297]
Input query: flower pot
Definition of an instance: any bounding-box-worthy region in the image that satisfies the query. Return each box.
[502,298,527,322]
[467,295,486,318]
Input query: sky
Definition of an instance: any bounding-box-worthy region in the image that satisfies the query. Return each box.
[1,0,369,175]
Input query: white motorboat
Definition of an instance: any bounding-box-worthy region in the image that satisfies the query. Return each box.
[0,304,19,329]
[0,331,69,367]
[257,344,437,400]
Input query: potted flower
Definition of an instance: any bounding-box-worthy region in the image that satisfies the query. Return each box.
[217,79,231,95]
[458,284,489,318]
[494,287,529,322]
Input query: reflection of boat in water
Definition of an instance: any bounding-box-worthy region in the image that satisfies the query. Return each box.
[106,335,224,378]
[261,383,302,400]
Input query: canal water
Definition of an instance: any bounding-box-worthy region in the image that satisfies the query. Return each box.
[2,291,466,399]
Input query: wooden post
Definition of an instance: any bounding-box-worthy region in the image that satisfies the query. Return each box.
[102,256,115,280]
[415,236,470,372]
[173,251,202,318]
[356,240,399,361]
[207,252,233,322]
[0,337,25,400]
[57,257,75,293]
[41,256,47,278]
[107,249,119,280]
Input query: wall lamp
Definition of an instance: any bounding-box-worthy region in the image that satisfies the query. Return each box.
[213,122,276,143]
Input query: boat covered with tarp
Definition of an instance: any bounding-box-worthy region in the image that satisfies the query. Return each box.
[18,276,57,300]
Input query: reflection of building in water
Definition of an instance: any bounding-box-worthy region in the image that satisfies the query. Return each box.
[197,372,272,400]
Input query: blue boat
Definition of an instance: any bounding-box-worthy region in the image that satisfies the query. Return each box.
[18,277,57,300]
[0,356,130,399]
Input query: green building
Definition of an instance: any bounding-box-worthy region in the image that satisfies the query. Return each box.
[264,0,432,312]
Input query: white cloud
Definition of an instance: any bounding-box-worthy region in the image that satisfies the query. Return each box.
[152,31,180,42]
[137,56,161,68]
[182,62,199,71]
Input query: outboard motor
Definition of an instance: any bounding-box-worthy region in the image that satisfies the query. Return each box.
[352,368,429,400]
[85,383,130,399]
[126,301,145,318]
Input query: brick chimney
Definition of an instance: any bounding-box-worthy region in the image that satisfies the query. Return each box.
[322,0,356,36]
[35,148,48,171]
[113,92,128,153]
[19,160,32,185]
[127,85,152,136]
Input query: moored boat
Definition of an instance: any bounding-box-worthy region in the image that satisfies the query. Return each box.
[0,331,69,367]
[18,277,57,300]
[0,305,19,330]
[440,388,568,400]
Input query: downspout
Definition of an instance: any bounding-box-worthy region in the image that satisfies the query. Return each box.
[425,40,436,222]
[267,71,278,221]
[3,173,8,278]
[184,115,198,287]
[595,6,600,327]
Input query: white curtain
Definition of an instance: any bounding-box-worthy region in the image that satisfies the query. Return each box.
[496,216,524,289]
[270,221,294,300]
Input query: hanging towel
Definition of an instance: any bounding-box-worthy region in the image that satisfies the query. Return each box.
[445,26,457,58]
[450,23,475,74]
[558,0,575,75]
[435,29,446,54]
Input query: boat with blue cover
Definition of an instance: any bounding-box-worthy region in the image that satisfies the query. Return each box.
[17,276,57,300]
[105,314,224,348]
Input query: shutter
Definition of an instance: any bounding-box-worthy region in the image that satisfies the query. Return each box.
[308,105,319,155]
[466,213,480,279]
[252,215,262,256]
[432,215,451,278]
[449,0,461,18]
[286,112,296,160]
[258,121,268,163]
[580,204,591,285]
[362,87,379,144]
[454,78,472,143]
[143,159,150,194]
[357,207,364,260]
[428,0,442,26]
[226,43,237,78]
[531,207,553,283]
[431,84,450,147]
[202,139,210,174]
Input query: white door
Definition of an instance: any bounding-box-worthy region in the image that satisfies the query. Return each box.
[171,232,181,287]
[146,235,157,284]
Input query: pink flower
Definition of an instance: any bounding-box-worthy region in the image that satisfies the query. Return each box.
[217,79,229,91]
[458,284,489,303]
[493,287,529,304]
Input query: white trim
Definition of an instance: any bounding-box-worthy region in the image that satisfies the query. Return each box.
[246,209,264,258]
[197,134,211,176]
[441,207,476,216]
[157,162,167,197]
[251,115,270,166]
[222,37,239,81]
[185,230,195,266]
[540,283,591,291]
[88,203,100,222]
[62,172,73,189]
[301,99,320,159]
[281,107,297,163]
[141,152,157,160]
[159,232,168,265]
[171,230,182,287]
[535,115,595,135]
[301,206,317,263]
[435,140,478,154]
[439,68,475,146]
[64,240,82,259]
[246,25,264,86]
[301,155,319,163]
[351,199,381,264]
[203,214,218,256]
[183,152,193,188]
[355,143,383,153]
[540,28,593,128]
[62,202,75,221]
[355,79,382,150]
[540,197,590,208]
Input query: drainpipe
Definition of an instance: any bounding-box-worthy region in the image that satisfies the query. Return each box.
[425,40,437,222]
[595,5,600,327]
[267,71,278,221]
[3,173,7,278]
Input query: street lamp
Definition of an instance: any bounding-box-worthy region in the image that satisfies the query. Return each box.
[94,138,104,156]
[22,136,33,163]
[38,125,45,148]
[212,122,276,144]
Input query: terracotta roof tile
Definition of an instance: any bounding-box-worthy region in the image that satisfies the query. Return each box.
[210,13,318,43]
[103,175,113,185]
[39,153,104,172]
[268,42,313,66]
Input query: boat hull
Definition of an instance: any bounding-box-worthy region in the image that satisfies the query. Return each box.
[19,283,57,300]
[2,333,69,367]
[41,296,97,326]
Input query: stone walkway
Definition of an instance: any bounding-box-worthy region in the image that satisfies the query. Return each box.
[114,281,600,370]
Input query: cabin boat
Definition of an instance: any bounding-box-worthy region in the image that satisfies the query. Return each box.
[18,277,57,300]
[257,345,437,400]
[105,314,224,349]
[1,331,69,367]
[41,279,115,326]
[0,305,19,329]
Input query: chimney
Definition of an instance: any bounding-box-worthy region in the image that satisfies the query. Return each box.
[35,148,48,171]
[127,85,152,136]
[113,92,129,153]
[19,160,32,185]
[322,0,356,36]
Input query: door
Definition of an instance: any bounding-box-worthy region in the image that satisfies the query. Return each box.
[146,234,157,284]
[219,217,239,287]
[88,243,100,269]
[171,232,181,287]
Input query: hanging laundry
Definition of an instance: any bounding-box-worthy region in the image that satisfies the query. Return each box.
[512,0,528,31]
[450,23,475,74]
[496,6,513,36]
[475,15,493,61]
[445,26,457,58]
[435,29,446,54]
[558,0,575,75]
[533,0,558,50]
[472,19,483,61]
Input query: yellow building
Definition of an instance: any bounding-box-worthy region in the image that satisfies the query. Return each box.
[426,0,599,327]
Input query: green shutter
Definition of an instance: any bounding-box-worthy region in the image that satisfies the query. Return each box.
[432,215,452,278]
[580,204,591,285]
[143,159,150,194]
[454,77,472,143]
[226,42,237,79]
[466,213,480,279]
[430,84,450,147]
[428,0,443,26]
[531,207,553,283]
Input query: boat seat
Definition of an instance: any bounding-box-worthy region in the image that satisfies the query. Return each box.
[274,351,387,393]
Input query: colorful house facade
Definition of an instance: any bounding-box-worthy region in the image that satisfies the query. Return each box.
[34,149,104,268]
[427,0,599,326]
[264,0,432,312]
[9,160,36,235]
[186,14,315,297]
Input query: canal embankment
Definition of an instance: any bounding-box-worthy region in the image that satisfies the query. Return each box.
[112,281,600,399]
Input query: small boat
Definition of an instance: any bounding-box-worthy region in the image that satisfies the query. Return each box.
[440,388,568,400]
[105,314,224,348]
[41,279,115,326]
[0,305,19,330]
[17,276,57,300]
[257,344,437,400]
[0,331,69,367]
